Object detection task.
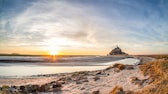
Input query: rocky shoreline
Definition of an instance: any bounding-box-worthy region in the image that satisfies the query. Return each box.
[0,64,149,94]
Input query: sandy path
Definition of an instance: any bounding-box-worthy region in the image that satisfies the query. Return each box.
[61,66,147,94]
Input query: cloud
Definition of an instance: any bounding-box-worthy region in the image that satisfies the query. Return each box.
[0,0,168,54]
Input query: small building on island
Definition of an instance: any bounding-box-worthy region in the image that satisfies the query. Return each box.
[108,46,128,55]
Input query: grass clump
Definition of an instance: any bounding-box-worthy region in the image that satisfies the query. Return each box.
[138,59,168,94]
[109,86,124,94]
[113,64,125,70]
[110,56,168,94]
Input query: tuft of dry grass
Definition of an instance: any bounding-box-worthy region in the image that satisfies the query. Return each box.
[138,59,168,94]
[109,86,124,94]
[112,64,125,70]
[110,56,168,94]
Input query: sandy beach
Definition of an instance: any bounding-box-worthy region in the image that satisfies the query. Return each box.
[0,56,155,94]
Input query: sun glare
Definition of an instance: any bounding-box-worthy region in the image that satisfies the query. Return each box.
[50,51,58,55]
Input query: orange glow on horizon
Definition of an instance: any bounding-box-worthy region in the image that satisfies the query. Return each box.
[49,51,58,56]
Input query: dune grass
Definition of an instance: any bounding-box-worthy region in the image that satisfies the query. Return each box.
[138,59,168,94]
[110,55,168,94]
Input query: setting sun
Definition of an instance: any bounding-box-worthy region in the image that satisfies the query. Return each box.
[50,51,58,55]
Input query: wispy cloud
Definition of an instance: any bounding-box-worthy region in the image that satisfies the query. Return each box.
[0,0,168,54]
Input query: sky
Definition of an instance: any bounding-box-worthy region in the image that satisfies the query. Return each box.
[0,0,168,55]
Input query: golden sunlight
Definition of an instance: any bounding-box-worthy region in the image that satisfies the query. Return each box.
[50,51,58,55]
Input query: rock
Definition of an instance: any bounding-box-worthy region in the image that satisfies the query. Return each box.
[92,90,100,94]
[130,77,139,83]
[25,85,33,93]
[81,79,89,82]
[39,85,45,92]
[52,83,61,88]
[52,87,61,92]
[58,77,71,82]
[58,81,65,84]
[125,65,134,70]
[19,86,26,92]
[105,66,113,71]
[76,81,82,84]
[66,77,72,81]
[80,87,85,90]
[58,77,66,81]
[11,86,17,89]
[51,82,62,88]
[130,77,146,86]
[31,85,40,92]
[108,46,128,55]
[92,90,99,94]
[93,76,100,81]
[96,71,102,75]
[39,84,50,92]
[9,87,19,93]
[114,69,120,73]
[76,79,89,84]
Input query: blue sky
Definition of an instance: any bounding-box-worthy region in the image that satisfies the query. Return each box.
[0,0,168,55]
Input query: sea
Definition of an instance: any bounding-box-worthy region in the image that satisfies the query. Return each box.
[0,55,139,78]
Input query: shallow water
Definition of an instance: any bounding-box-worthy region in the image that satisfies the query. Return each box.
[0,65,108,77]
[0,56,138,77]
